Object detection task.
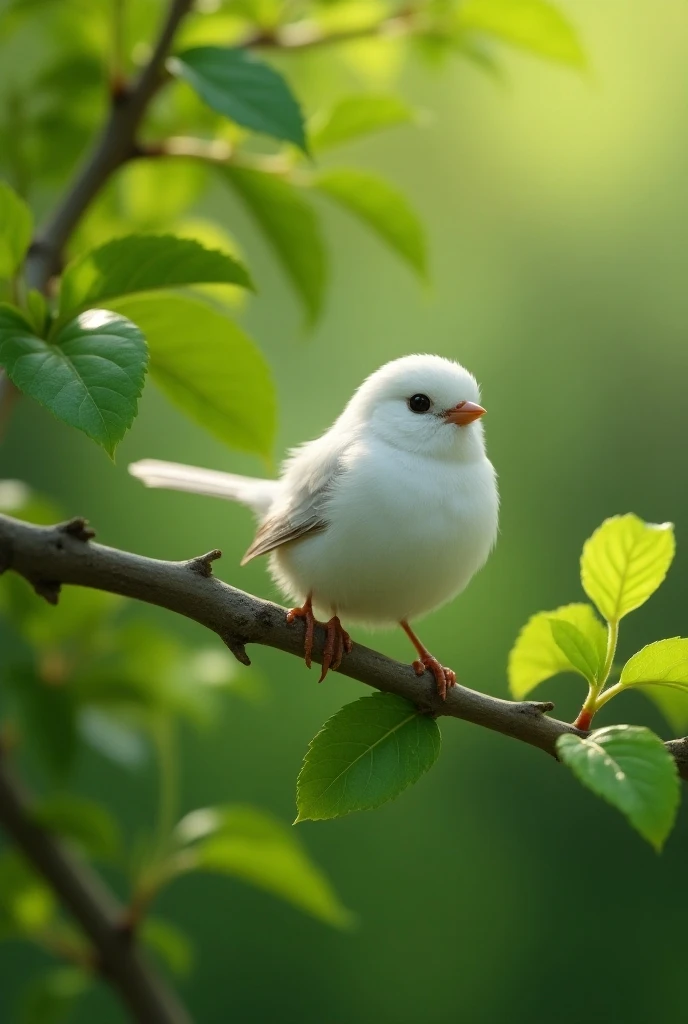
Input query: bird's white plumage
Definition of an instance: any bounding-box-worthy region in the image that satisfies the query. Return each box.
[129,354,499,627]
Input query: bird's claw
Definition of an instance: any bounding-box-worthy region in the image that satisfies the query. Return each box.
[287,601,352,681]
[287,600,316,668]
[412,655,456,701]
[319,616,352,683]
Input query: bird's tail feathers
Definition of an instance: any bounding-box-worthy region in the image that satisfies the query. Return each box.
[128,459,277,515]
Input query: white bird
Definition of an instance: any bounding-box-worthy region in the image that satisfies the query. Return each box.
[129,354,499,698]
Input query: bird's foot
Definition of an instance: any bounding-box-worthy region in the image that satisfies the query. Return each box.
[286,597,317,669]
[319,616,353,683]
[412,655,456,701]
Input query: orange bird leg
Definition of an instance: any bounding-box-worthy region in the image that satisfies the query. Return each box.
[400,620,457,701]
[286,594,316,668]
[319,616,353,683]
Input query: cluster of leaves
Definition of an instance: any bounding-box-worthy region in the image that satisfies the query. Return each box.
[0,483,352,1018]
[289,514,688,857]
[509,514,684,850]
[0,0,584,462]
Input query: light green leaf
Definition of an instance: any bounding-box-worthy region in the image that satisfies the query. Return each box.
[223,167,326,323]
[0,305,147,456]
[174,805,354,929]
[549,618,603,685]
[0,180,32,278]
[313,168,427,280]
[26,289,48,335]
[458,0,585,67]
[169,46,308,152]
[34,795,121,861]
[109,291,275,458]
[556,725,680,851]
[508,603,606,699]
[78,709,148,769]
[296,692,441,822]
[581,514,675,623]
[0,852,55,937]
[619,639,688,731]
[311,94,415,151]
[19,968,89,1024]
[141,919,193,977]
[58,234,253,322]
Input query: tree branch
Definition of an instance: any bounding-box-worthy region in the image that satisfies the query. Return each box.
[1,512,686,779]
[24,0,195,293]
[0,748,191,1024]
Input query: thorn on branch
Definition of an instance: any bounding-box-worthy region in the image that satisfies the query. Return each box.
[222,635,251,666]
[33,580,61,605]
[522,701,556,717]
[58,517,96,542]
[187,549,222,578]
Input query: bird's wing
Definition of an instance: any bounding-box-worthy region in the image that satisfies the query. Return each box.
[128,459,278,515]
[240,430,347,565]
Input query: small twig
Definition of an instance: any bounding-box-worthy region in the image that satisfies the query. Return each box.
[1,511,687,779]
[0,746,191,1023]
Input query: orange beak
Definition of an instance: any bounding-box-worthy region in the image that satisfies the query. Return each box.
[444,400,486,426]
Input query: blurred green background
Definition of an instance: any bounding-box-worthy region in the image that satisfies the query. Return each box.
[4,2,688,1021]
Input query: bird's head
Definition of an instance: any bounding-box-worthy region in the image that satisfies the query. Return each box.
[345,354,488,461]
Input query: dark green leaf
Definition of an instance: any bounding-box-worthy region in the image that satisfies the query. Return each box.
[0,305,147,456]
[169,46,308,152]
[142,918,194,976]
[549,618,603,685]
[58,234,253,322]
[173,805,354,928]
[296,692,441,821]
[556,725,680,851]
[311,94,415,151]
[18,968,89,1024]
[313,168,427,280]
[34,795,120,860]
[0,180,32,278]
[110,291,275,458]
[223,166,326,323]
[9,668,77,777]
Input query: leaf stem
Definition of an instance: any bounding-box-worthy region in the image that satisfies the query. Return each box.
[572,619,619,730]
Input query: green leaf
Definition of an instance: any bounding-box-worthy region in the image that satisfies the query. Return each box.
[619,639,688,731]
[26,289,48,335]
[508,603,606,699]
[549,618,603,685]
[18,968,89,1024]
[78,709,148,769]
[0,180,32,278]
[313,168,427,280]
[296,692,441,822]
[556,725,680,851]
[174,805,354,929]
[169,46,308,152]
[458,0,585,67]
[311,94,415,151]
[223,166,326,324]
[0,305,147,456]
[58,234,253,322]
[9,668,77,777]
[34,795,121,860]
[580,514,675,623]
[109,292,275,458]
[141,918,193,977]
[0,852,55,937]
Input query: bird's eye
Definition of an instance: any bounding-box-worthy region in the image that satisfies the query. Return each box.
[408,393,431,413]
